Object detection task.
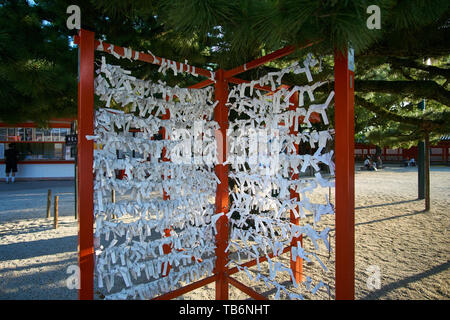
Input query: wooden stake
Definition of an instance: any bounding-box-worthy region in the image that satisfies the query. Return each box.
[46,189,52,218]
[425,132,431,211]
[54,195,59,229]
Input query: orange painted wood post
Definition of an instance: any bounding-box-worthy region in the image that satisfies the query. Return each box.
[161,106,171,200]
[77,28,95,300]
[289,91,303,283]
[161,106,173,277]
[214,69,229,300]
[334,47,355,300]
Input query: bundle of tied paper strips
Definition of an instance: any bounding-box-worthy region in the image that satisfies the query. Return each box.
[91,50,335,299]
[92,57,219,299]
[224,53,335,299]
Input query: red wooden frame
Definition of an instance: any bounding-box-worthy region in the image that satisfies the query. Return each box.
[76,29,355,300]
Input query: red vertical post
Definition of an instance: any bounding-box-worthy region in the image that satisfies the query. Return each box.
[161,106,172,276]
[161,106,171,201]
[214,69,229,300]
[77,29,95,300]
[289,91,303,283]
[334,48,355,300]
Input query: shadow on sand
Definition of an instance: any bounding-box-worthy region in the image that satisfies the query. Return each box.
[361,260,450,300]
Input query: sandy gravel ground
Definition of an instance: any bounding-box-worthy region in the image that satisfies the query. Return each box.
[0,166,449,300]
[0,181,78,300]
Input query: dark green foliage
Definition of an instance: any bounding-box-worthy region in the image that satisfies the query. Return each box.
[0,0,77,125]
[0,0,448,147]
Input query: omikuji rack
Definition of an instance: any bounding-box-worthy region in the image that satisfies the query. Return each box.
[75,28,355,300]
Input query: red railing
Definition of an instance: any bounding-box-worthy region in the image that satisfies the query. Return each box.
[355,142,450,163]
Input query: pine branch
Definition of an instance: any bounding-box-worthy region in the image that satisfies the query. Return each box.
[354,95,447,133]
[355,79,450,107]
[387,57,450,79]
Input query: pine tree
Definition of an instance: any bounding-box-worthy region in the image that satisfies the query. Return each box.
[1,0,448,209]
[0,0,78,125]
[91,0,449,212]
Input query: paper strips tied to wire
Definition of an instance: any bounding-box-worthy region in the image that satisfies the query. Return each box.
[226,53,335,299]
[93,58,219,300]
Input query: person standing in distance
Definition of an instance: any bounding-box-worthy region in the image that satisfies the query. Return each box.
[5,143,19,183]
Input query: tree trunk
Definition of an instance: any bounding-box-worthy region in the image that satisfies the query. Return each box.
[424,132,431,211]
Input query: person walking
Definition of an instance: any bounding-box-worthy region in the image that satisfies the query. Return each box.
[364,155,371,170]
[5,143,19,183]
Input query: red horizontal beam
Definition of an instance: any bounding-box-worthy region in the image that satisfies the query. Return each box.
[152,274,218,300]
[224,40,319,80]
[224,45,296,79]
[73,35,213,80]
[225,275,268,300]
